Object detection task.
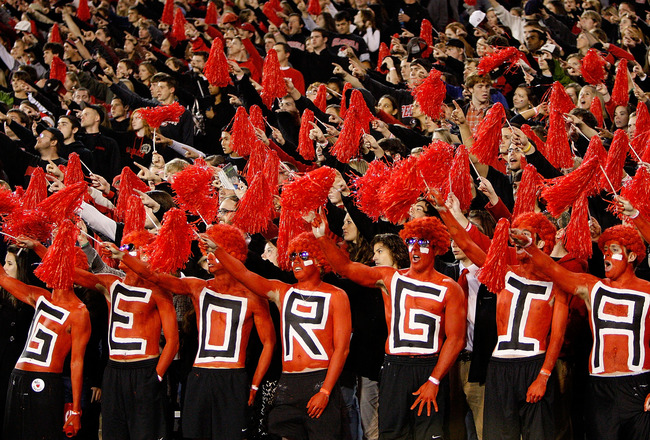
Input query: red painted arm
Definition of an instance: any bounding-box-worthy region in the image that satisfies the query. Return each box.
[438,209,488,267]
[66,303,91,435]
[485,198,512,223]
[632,215,650,246]
[411,281,466,416]
[120,254,201,295]
[249,298,276,404]
[153,290,179,377]
[316,236,393,288]
[0,265,44,306]
[212,247,287,301]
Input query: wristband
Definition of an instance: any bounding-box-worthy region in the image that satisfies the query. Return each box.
[540,369,552,377]
[69,410,82,416]
[157,375,163,382]
[630,209,640,219]
[389,67,396,71]
[428,376,440,386]
[319,388,330,397]
[522,142,532,154]
[251,385,259,391]
[534,106,539,116]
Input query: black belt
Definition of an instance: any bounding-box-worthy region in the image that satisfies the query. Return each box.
[458,350,473,362]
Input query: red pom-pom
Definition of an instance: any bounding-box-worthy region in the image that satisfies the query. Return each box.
[564,194,592,259]
[172,8,188,42]
[521,125,546,157]
[380,156,422,224]
[449,145,473,212]
[146,208,195,273]
[331,90,374,163]
[477,218,510,293]
[77,0,90,21]
[621,166,650,220]
[635,102,650,161]
[261,49,287,109]
[34,220,78,289]
[276,208,310,270]
[376,43,390,73]
[139,102,185,129]
[411,69,446,120]
[512,164,542,219]
[0,189,19,216]
[22,168,48,209]
[232,171,275,233]
[49,23,62,44]
[599,129,629,192]
[339,82,353,118]
[541,156,600,217]
[269,0,282,10]
[161,0,175,25]
[589,96,604,128]
[581,49,607,84]
[417,140,455,192]
[49,56,67,84]
[122,194,146,240]
[230,106,256,156]
[611,59,629,109]
[122,230,155,250]
[470,103,506,169]
[477,46,526,75]
[465,0,477,6]
[262,1,283,27]
[263,149,280,195]
[548,81,575,114]
[115,167,150,222]
[281,167,336,215]
[64,152,84,185]
[297,109,316,161]
[249,105,265,131]
[204,1,219,25]
[3,209,52,243]
[307,0,321,15]
[37,181,87,224]
[313,83,328,112]
[245,139,268,180]
[420,19,433,58]
[545,110,574,169]
[172,162,219,224]
[204,38,232,87]
[352,159,390,221]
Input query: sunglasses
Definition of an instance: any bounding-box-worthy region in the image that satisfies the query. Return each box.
[405,238,430,248]
[289,251,310,261]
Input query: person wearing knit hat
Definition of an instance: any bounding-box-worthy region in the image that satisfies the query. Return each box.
[211,231,351,440]
[313,215,466,440]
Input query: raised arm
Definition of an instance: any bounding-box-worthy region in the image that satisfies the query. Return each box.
[510,232,598,302]
[312,221,392,288]
[618,196,650,245]
[430,192,488,267]
[0,265,43,307]
[411,282,466,416]
[65,305,91,436]
[249,298,276,405]
[152,290,179,378]
[307,289,351,419]
[210,249,286,304]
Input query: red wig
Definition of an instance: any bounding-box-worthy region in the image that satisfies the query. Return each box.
[511,212,556,255]
[399,217,450,256]
[598,225,646,263]
[287,232,332,274]
[205,224,248,262]
[122,230,155,250]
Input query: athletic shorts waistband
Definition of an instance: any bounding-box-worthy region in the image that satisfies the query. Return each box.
[107,357,159,370]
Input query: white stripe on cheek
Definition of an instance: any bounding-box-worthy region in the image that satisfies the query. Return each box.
[408,245,414,253]
[303,260,314,266]
[611,254,623,261]
[419,247,429,254]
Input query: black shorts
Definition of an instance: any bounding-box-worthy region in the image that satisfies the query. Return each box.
[2,369,63,440]
[586,371,650,440]
[484,354,556,440]
[102,358,167,440]
[268,369,342,440]
[182,367,248,440]
[378,354,446,440]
